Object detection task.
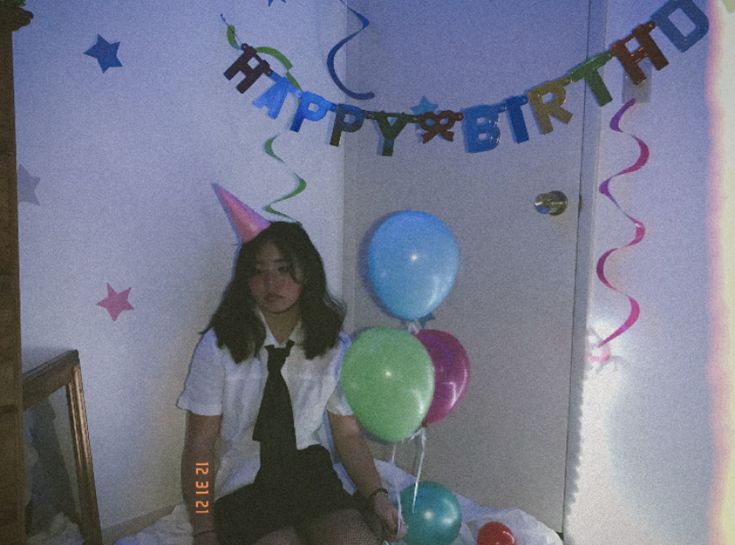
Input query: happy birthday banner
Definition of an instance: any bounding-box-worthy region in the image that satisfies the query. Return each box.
[225,0,710,157]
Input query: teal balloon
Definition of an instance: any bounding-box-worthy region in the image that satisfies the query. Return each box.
[367,211,459,321]
[341,328,434,443]
[400,481,462,545]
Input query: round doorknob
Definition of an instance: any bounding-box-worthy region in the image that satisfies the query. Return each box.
[534,190,568,216]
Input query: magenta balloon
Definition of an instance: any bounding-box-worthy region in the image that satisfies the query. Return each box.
[416,330,470,425]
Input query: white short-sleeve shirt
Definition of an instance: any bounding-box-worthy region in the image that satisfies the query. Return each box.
[176,320,353,499]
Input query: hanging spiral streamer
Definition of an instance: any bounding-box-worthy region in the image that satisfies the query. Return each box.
[221,15,308,222]
[262,135,307,221]
[326,0,375,100]
[595,97,649,348]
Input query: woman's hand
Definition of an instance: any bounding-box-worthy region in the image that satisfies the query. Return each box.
[327,414,407,541]
[372,492,407,542]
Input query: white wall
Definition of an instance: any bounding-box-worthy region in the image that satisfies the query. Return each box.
[564,1,718,544]
[339,0,595,531]
[14,1,731,543]
[15,0,346,529]
[336,0,722,543]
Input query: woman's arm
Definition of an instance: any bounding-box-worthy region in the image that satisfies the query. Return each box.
[181,411,222,543]
[328,412,406,541]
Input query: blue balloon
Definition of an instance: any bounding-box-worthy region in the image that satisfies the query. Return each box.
[400,481,462,545]
[367,211,459,321]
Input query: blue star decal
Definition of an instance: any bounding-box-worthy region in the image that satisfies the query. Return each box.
[411,96,439,116]
[411,97,439,141]
[17,164,40,205]
[84,35,122,73]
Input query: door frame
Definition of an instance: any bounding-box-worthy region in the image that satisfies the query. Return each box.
[562,0,609,537]
[338,0,611,534]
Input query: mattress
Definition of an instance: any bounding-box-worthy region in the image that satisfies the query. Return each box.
[114,459,562,545]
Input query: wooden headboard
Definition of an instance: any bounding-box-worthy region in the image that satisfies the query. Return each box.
[0,6,33,545]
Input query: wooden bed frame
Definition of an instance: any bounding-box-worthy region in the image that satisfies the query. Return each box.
[22,351,103,545]
[0,6,102,544]
[0,5,34,544]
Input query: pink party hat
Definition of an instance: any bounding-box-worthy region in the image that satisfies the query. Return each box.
[213,183,271,242]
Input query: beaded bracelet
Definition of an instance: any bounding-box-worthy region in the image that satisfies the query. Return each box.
[367,487,389,502]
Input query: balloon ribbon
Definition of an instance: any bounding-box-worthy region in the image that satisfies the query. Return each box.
[390,444,402,519]
[596,97,648,348]
[411,427,427,511]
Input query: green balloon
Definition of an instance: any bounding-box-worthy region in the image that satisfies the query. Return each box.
[342,327,434,443]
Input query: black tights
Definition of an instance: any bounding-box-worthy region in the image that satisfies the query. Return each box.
[215,446,382,545]
[252,509,383,545]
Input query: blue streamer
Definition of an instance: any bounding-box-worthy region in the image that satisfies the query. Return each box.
[326,1,375,100]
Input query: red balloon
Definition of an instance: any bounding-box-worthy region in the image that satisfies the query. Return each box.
[477,522,515,545]
[415,329,470,425]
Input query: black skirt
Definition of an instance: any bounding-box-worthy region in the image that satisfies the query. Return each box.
[214,444,358,545]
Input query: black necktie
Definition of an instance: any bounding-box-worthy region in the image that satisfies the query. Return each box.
[253,340,296,471]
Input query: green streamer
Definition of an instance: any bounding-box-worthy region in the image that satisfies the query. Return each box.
[262,135,308,221]
[263,135,284,164]
[255,46,302,90]
[222,18,307,221]
[226,24,239,50]
[255,46,293,70]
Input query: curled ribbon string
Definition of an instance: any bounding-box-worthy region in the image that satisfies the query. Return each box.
[390,444,402,522]
[596,97,648,348]
[411,427,427,512]
[327,1,375,100]
[221,16,307,221]
[404,320,421,335]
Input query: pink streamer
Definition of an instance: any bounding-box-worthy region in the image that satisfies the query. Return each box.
[595,97,648,348]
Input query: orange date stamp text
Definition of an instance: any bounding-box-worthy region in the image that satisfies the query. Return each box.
[194,462,210,514]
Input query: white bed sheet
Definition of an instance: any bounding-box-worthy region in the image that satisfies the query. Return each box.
[114,460,562,545]
[27,512,84,545]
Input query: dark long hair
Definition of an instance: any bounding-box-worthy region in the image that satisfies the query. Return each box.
[206,222,345,362]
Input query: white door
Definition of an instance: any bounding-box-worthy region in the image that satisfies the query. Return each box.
[342,1,594,531]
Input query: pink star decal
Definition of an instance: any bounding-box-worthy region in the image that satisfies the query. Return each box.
[97,283,134,321]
